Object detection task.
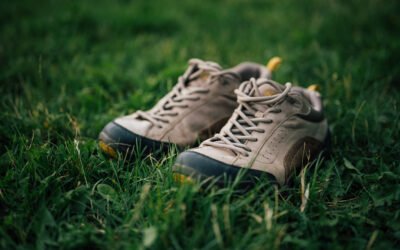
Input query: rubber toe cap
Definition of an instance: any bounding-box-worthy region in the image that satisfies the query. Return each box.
[173,151,278,187]
[99,121,170,157]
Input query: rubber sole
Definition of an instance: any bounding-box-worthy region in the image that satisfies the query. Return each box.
[99,121,171,159]
[99,141,117,159]
[172,130,331,188]
[172,151,279,189]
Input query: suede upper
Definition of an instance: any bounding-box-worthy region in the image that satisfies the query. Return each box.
[112,59,272,147]
[189,78,329,185]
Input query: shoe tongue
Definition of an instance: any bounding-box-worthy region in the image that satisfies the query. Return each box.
[185,61,222,88]
[186,71,212,88]
[253,81,283,97]
[182,71,214,95]
[240,80,284,113]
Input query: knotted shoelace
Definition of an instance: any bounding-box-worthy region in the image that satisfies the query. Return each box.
[203,78,292,156]
[136,59,239,128]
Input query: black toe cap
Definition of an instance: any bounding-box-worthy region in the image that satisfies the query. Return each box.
[99,121,170,156]
[173,151,278,187]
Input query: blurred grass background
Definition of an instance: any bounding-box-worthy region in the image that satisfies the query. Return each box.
[1,0,400,249]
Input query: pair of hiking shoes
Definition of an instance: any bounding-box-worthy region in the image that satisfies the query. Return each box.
[99,58,329,188]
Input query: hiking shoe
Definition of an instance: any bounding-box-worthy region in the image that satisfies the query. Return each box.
[99,58,281,158]
[173,78,329,187]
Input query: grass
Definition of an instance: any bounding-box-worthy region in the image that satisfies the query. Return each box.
[1,0,400,249]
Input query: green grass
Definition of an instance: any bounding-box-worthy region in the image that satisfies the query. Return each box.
[1,0,400,249]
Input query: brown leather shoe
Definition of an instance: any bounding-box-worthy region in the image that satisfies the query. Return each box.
[173,78,329,187]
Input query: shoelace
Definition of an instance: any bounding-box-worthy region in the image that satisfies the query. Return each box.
[203,78,292,156]
[136,59,239,128]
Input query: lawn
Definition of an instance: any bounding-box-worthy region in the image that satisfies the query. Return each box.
[1,0,400,249]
